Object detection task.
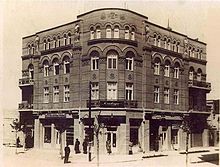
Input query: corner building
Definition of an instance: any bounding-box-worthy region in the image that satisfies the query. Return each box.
[18,8,211,154]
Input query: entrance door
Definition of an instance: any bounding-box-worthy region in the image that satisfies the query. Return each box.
[43,126,52,148]
[106,131,117,153]
[161,131,167,150]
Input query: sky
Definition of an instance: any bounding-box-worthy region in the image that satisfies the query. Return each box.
[1,0,220,113]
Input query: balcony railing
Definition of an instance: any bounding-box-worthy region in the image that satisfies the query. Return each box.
[188,80,211,91]
[87,99,138,108]
[18,101,33,110]
[19,78,34,87]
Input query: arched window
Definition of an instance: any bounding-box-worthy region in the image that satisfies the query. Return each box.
[131,28,135,40]
[106,25,112,38]
[57,36,61,47]
[47,39,51,50]
[125,26,130,39]
[43,40,47,50]
[28,45,31,55]
[96,26,101,39]
[90,27,95,40]
[164,38,167,49]
[154,58,161,75]
[31,44,35,54]
[173,41,176,52]
[164,60,170,77]
[125,51,134,71]
[107,50,118,69]
[174,62,180,79]
[167,39,171,50]
[176,42,180,53]
[157,36,161,47]
[43,60,49,77]
[192,48,195,58]
[68,33,71,45]
[53,58,59,75]
[28,64,34,79]
[153,34,157,46]
[197,68,202,81]
[53,37,57,48]
[189,67,194,80]
[90,51,99,70]
[63,56,70,74]
[63,34,67,46]
[188,46,192,57]
[114,26,119,38]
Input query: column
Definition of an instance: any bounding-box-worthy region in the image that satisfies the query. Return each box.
[141,120,150,153]
[34,119,40,148]
[51,123,55,148]
[118,123,129,154]
[167,126,171,150]
[158,126,162,151]
[39,122,43,148]
[203,129,209,147]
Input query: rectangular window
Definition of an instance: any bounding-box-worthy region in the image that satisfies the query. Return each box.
[44,87,49,103]
[107,82,117,100]
[164,88,169,104]
[64,85,70,102]
[125,57,133,71]
[91,83,99,100]
[174,67,179,79]
[174,89,179,105]
[91,57,99,70]
[125,30,130,39]
[107,56,117,69]
[96,29,101,39]
[126,83,133,100]
[154,62,160,75]
[106,28,111,38]
[114,28,119,38]
[164,65,170,77]
[53,86,59,103]
[154,86,159,103]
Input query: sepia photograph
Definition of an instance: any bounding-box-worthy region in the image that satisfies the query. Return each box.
[1,0,219,167]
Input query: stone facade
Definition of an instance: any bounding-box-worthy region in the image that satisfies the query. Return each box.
[18,8,211,154]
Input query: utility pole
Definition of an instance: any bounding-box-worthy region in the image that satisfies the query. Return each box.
[88,81,92,162]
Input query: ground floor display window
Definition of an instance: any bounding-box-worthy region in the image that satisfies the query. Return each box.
[44,126,51,143]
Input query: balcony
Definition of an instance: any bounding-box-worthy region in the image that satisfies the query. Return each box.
[87,100,138,108]
[18,101,33,110]
[188,80,211,91]
[19,78,34,87]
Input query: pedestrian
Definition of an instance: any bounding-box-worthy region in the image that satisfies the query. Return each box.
[64,144,70,164]
[129,141,133,155]
[106,140,111,155]
[74,138,80,154]
[82,139,88,154]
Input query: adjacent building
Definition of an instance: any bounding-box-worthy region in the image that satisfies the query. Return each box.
[207,99,219,147]
[18,8,211,154]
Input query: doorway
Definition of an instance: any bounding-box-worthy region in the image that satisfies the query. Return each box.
[106,131,117,153]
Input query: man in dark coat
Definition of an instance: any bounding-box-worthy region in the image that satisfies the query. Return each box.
[74,138,80,154]
[82,139,88,154]
[64,144,70,163]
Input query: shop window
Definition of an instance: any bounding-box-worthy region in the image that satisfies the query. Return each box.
[66,126,74,145]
